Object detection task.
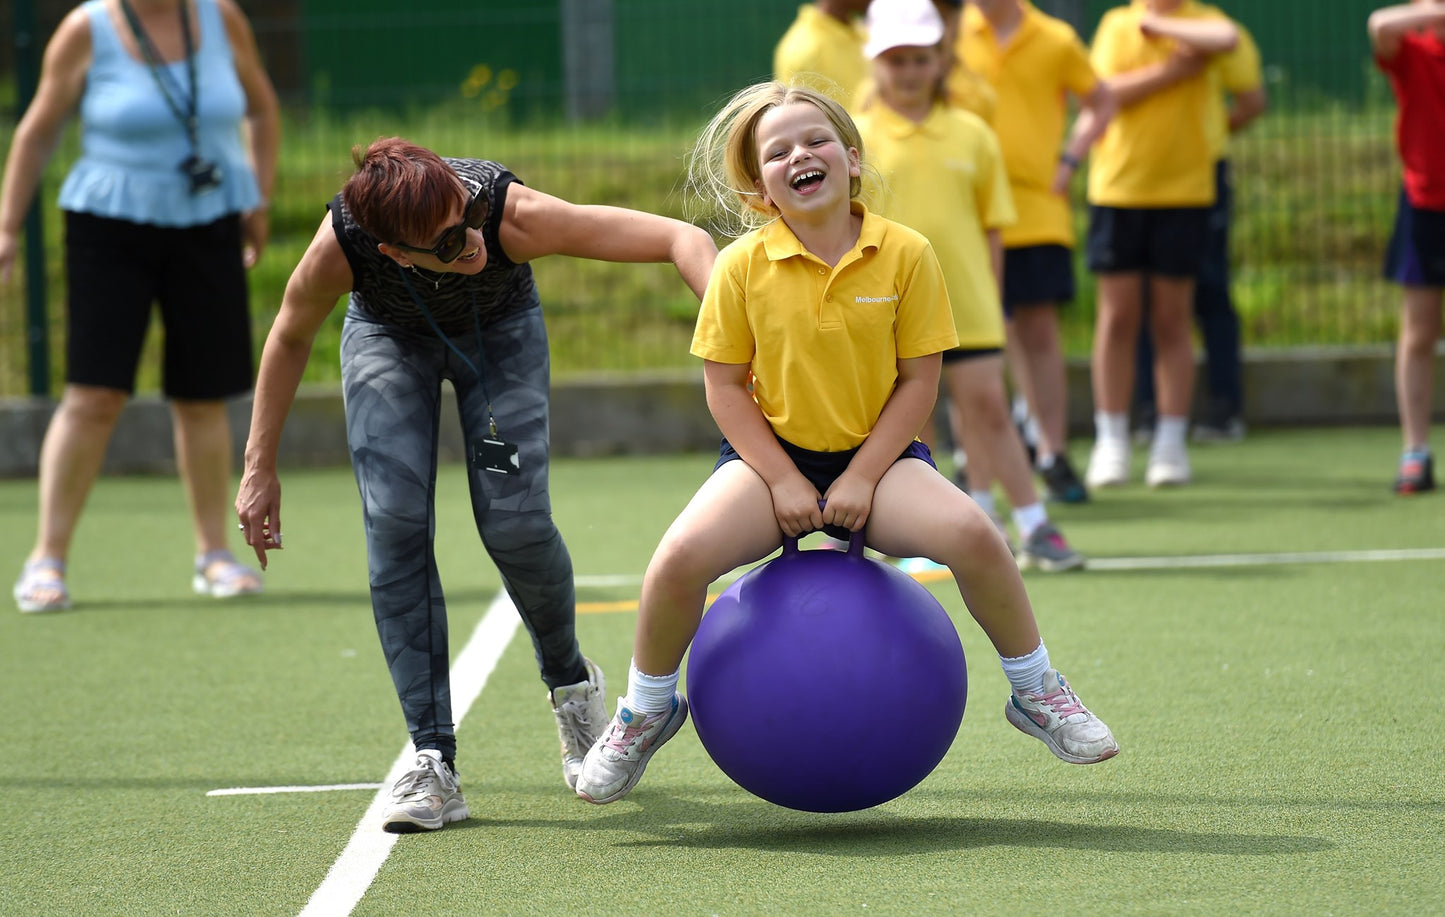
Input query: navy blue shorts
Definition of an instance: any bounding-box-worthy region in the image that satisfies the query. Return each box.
[715,436,936,540]
[63,210,253,398]
[1384,187,1445,288]
[941,346,1003,364]
[1002,244,1076,314]
[1085,205,1210,278]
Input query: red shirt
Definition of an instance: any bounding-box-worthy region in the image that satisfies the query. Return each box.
[1379,30,1445,210]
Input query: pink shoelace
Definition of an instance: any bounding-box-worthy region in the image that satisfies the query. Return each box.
[601,715,652,753]
[1033,684,1085,720]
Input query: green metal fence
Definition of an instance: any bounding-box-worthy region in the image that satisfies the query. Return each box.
[0,1,1413,397]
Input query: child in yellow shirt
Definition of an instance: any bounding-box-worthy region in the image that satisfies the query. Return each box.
[1085,0,1237,489]
[854,0,1085,571]
[574,77,1118,806]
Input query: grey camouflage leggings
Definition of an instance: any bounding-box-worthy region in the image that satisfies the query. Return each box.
[340,305,582,761]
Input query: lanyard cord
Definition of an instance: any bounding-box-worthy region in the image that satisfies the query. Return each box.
[397,266,500,437]
[119,0,201,152]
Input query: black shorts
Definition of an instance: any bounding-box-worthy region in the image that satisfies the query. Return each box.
[1085,205,1210,277]
[1384,187,1445,288]
[940,346,1003,364]
[1002,244,1076,313]
[63,210,254,398]
[715,435,936,540]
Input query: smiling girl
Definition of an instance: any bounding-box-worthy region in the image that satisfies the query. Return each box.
[575,81,1118,807]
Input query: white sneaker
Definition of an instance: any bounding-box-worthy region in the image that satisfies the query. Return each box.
[1145,442,1192,487]
[1005,670,1119,765]
[550,657,607,790]
[1085,438,1131,488]
[576,694,688,804]
[381,750,470,832]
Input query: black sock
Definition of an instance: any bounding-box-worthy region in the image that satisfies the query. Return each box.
[550,660,589,691]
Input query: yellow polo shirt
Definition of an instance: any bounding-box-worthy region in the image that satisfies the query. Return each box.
[1087,1,1224,207]
[945,65,999,124]
[1203,14,1263,160]
[854,102,1014,350]
[959,2,1099,247]
[774,4,870,106]
[691,204,958,452]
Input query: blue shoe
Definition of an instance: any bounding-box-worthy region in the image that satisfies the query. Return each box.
[1039,454,1089,504]
[1394,449,1435,495]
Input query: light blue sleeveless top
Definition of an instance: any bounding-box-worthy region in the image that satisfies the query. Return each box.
[58,0,261,226]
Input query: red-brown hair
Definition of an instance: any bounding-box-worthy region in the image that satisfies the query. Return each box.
[341,137,467,246]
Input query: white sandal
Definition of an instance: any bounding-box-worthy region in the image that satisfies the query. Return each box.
[14,557,71,613]
[192,550,264,599]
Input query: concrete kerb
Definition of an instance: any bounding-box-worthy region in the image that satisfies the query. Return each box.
[0,346,1440,479]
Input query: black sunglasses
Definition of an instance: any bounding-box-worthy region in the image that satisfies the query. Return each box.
[396,184,489,264]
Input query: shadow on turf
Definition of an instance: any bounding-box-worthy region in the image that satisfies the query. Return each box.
[479,800,1336,856]
[449,786,1350,856]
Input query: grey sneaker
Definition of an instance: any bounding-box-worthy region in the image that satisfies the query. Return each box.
[1017,523,1085,572]
[381,750,470,833]
[1005,670,1119,765]
[550,657,607,790]
[1191,417,1246,443]
[575,694,688,804]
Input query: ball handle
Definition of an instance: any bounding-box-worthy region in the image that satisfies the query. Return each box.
[782,526,866,558]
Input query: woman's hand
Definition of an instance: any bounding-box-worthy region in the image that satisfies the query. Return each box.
[241,207,269,268]
[235,463,283,569]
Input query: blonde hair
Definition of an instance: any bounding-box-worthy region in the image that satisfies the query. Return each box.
[687,82,869,238]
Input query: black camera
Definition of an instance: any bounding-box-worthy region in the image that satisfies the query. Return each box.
[180,155,223,195]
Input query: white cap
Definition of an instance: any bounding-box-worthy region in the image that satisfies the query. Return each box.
[863,0,946,59]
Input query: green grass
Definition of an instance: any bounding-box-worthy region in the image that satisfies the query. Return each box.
[2,426,1443,915]
[0,103,1416,399]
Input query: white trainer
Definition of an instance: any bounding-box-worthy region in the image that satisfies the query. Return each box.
[575,694,688,804]
[550,657,607,790]
[1145,441,1192,487]
[1005,670,1119,765]
[1085,437,1131,488]
[381,750,470,833]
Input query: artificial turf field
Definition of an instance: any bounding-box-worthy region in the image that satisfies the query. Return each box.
[1,425,1441,916]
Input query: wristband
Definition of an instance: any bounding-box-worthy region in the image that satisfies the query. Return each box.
[1060,153,1081,170]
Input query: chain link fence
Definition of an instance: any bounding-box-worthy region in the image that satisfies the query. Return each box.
[0,0,1409,397]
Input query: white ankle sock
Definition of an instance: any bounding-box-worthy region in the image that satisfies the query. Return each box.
[1155,416,1188,450]
[626,660,679,714]
[1011,502,1048,541]
[999,642,1050,697]
[1095,411,1128,443]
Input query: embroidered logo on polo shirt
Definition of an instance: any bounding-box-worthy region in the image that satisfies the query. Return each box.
[855,294,899,303]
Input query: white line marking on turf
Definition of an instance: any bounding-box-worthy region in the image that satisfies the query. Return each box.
[1085,546,1445,570]
[296,590,521,917]
[263,542,1442,915]
[207,783,382,796]
[573,546,1445,587]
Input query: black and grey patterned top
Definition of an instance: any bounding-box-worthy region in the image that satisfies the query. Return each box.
[327,158,540,336]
